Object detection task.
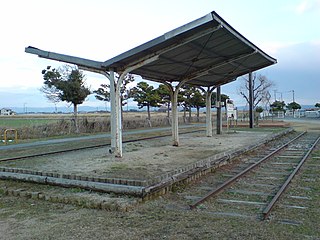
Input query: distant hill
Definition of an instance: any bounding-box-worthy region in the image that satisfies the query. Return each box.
[9,105,145,114]
[5,104,318,114]
[300,105,318,110]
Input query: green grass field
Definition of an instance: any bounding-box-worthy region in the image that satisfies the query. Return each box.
[0,118,59,129]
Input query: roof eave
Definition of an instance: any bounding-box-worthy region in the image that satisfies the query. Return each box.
[210,11,277,64]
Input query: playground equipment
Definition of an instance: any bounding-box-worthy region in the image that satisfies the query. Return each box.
[3,129,18,144]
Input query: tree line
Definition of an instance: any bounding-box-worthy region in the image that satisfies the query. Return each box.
[41,64,319,132]
[41,65,230,132]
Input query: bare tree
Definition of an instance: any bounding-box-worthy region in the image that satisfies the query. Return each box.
[238,73,274,109]
[40,84,60,112]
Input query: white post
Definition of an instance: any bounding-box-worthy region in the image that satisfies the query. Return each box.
[205,87,214,137]
[170,81,187,146]
[172,88,179,146]
[114,87,122,157]
[109,70,116,153]
[113,73,128,158]
[216,86,222,135]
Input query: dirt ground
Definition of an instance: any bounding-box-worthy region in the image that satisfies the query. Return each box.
[0,130,270,181]
[284,118,320,132]
[0,119,319,239]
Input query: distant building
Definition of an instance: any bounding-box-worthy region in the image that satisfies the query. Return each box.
[305,109,320,118]
[158,104,170,113]
[0,108,15,116]
[286,109,305,118]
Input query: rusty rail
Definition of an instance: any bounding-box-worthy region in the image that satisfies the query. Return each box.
[0,129,202,162]
[262,135,320,219]
[189,131,307,210]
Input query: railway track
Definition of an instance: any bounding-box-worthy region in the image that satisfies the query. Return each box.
[0,128,203,162]
[172,131,319,221]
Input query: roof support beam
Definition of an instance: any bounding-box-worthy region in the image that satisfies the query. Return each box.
[136,66,181,81]
[105,25,222,72]
[141,51,255,87]
[188,41,252,72]
[158,55,194,68]
[25,46,104,70]
[181,51,256,81]
[187,78,212,86]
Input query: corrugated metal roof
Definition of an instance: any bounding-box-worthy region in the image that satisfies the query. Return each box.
[102,11,276,87]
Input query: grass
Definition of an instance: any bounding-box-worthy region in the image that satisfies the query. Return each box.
[110,163,129,171]
[0,118,59,129]
[0,112,288,143]
[0,125,318,238]
[0,113,109,129]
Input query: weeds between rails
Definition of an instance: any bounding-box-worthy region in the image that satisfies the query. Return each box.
[187,132,320,221]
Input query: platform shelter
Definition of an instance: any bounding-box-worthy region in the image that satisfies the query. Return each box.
[25,11,276,157]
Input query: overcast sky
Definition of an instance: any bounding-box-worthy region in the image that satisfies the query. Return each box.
[1,0,319,110]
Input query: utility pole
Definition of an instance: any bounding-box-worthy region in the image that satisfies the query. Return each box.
[216,86,222,134]
[277,91,283,102]
[24,103,27,114]
[292,90,295,103]
[249,72,254,128]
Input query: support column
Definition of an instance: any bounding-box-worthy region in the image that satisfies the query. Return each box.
[249,72,254,128]
[172,88,179,146]
[169,81,186,147]
[108,56,159,157]
[115,81,123,158]
[108,70,123,158]
[205,87,214,137]
[109,70,116,152]
[216,86,222,134]
[113,72,132,158]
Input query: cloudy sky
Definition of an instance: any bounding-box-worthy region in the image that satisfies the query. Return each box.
[1,0,319,110]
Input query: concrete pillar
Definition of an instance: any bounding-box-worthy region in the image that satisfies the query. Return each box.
[115,81,123,158]
[169,81,187,147]
[172,88,179,146]
[109,70,123,158]
[216,86,222,134]
[205,87,214,137]
[109,70,116,152]
[108,57,159,157]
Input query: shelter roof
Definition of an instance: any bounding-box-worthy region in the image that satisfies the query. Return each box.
[26,11,276,88]
[102,11,276,87]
